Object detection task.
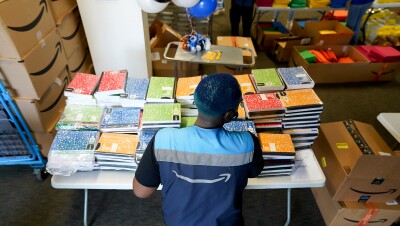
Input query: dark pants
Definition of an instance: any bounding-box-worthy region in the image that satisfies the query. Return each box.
[230,0,254,37]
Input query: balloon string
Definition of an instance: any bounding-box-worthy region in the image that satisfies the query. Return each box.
[186,8,196,35]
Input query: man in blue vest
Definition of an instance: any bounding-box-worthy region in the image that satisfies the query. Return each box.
[133,73,263,226]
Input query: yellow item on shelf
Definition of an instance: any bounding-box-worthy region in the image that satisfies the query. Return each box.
[201,51,217,61]
[319,30,337,35]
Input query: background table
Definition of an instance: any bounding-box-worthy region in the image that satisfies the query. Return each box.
[377,113,400,149]
[52,149,325,226]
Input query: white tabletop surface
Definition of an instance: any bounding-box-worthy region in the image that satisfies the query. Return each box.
[52,149,325,190]
[377,113,400,143]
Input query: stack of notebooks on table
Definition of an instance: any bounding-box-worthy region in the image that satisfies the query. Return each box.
[243,93,285,132]
[235,74,256,119]
[278,89,323,149]
[94,133,139,171]
[277,66,315,90]
[94,70,128,107]
[250,69,285,93]
[100,107,141,133]
[56,105,104,130]
[272,0,290,7]
[141,103,181,130]
[258,133,296,177]
[135,130,156,163]
[46,130,100,176]
[64,72,100,106]
[175,76,201,116]
[146,76,175,103]
[120,77,149,108]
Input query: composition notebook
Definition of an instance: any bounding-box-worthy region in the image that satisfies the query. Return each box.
[250,68,284,92]
[96,70,128,95]
[277,89,323,112]
[64,72,101,97]
[234,74,256,95]
[277,66,315,90]
[95,133,139,156]
[142,103,181,124]
[176,76,202,101]
[258,133,295,159]
[146,77,175,102]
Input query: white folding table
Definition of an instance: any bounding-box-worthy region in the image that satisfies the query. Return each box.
[377,113,400,149]
[52,149,325,226]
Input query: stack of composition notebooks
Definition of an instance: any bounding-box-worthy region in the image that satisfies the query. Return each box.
[250,69,285,93]
[94,70,128,107]
[120,77,149,108]
[243,93,285,132]
[94,133,139,171]
[64,72,100,106]
[100,107,141,133]
[56,105,104,130]
[46,130,100,176]
[223,120,257,135]
[277,66,315,90]
[234,74,256,120]
[258,133,296,177]
[135,130,156,163]
[278,89,323,149]
[141,103,181,130]
[146,77,175,103]
[175,76,201,116]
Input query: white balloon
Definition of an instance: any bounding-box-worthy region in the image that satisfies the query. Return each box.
[172,0,200,8]
[136,0,169,13]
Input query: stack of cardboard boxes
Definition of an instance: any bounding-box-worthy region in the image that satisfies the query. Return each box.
[312,120,400,225]
[0,0,92,156]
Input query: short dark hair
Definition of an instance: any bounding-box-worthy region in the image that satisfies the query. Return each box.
[194,73,242,118]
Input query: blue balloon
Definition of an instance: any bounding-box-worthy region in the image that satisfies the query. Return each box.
[188,0,217,18]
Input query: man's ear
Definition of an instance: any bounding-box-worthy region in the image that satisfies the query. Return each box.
[223,109,238,123]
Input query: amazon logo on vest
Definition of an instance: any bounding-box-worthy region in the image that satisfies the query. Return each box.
[7,0,48,32]
[30,42,63,76]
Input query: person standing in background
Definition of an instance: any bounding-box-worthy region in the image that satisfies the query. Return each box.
[230,0,256,37]
[346,0,374,44]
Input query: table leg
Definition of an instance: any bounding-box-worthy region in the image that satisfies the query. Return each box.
[284,188,291,226]
[84,189,88,226]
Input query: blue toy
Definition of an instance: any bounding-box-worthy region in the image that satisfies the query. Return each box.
[181,33,211,53]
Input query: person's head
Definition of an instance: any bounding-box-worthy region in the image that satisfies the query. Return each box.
[194,73,242,126]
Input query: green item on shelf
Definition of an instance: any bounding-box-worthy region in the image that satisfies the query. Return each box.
[300,50,316,63]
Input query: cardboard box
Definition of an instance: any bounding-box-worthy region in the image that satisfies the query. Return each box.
[289,45,379,83]
[256,22,290,51]
[215,65,252,75]
[14,67,68,133]
[290,18,319,37]
[67,45,92,78]
[33,126,57,157]
[0,0,56,59]
[57,8,87,58]
[0,28,68,99]
[151,47,199,77]
[272,36,311,62]
[49,0,77,24]
[216,36,257,64]
[312,121,400,202]
[303,20,354,45]
[312,186,400,226]
[149,20,182,49]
